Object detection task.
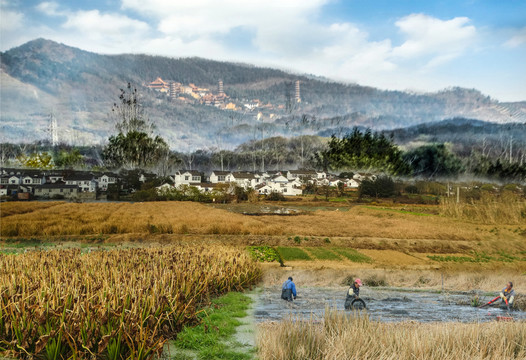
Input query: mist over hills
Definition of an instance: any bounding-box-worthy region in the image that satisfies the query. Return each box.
[1,38,525,151]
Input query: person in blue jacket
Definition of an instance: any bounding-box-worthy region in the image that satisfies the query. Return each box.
[281,277,297,301]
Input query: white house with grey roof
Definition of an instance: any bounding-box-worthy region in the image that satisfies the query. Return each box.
[209,170,230,183]
[225,172,259,189]
[174,170,203,186]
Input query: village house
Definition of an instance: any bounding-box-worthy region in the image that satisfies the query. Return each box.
[225,172,259,189]
[345,178,361,188]
[0,170,46,191]
[255,183,273,195]
[64,174,97,192]
[7,175,21,185]
[34,183,79,199]
[270,174,289,184]
[47,172,65,183]
[21,174,45,186]
[256,181,302,196]
[174,170,203,186]
[287,169,318,181]
[97,173,119,191]
[316,170,327,179]
[209,171,230,183]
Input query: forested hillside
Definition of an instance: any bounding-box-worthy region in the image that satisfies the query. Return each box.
[1,38,525,151]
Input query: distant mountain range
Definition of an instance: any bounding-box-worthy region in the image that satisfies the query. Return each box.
[1,38,525,151]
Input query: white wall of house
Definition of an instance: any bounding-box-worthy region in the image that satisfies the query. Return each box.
[346,179,361,188]
[209,171,229,184]
[98,174,117,191]
[225,174,257,189]
[174,171,201,186]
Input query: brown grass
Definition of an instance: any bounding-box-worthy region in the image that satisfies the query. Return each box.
[440,194,526,225]
[260,265,526,294]
[0,201,511,242]
[0,201,64,217]
[257,310,526,359]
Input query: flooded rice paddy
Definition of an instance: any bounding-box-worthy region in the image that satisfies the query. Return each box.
[254,286,526,323]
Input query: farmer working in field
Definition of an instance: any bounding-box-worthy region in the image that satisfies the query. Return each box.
[281,277,297,302]
[500,282,515,308]
[344,278,362,310]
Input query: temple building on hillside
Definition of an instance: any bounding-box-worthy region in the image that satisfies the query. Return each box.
[147,77,170,92]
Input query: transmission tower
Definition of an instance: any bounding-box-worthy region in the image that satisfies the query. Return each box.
[49,112,58,146]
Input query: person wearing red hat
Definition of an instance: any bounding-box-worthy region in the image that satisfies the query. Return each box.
[344,278,362,310]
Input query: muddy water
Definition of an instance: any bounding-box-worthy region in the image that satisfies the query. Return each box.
[254,286,526,323]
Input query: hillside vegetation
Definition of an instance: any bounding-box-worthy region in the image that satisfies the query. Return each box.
[2,39,525,150]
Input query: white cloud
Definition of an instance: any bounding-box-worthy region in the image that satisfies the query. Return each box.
[62,10,149,36]
[36,1,62,16]
[0,9,24,32]
[504,27,526,48]
[392,14,476,62]
[3,1,522,100]
[31,2,151,53]
[0,0,25,32]
[118,2,478,80]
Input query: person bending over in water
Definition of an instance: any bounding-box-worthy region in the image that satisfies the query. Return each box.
[500,282,515,309]
[281,277,297,302]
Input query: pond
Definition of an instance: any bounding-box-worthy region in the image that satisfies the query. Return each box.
[254,286,525,323]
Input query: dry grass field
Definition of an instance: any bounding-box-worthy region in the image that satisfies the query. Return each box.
[1,200,525,359]
[257,310,526,360]
[1,201,524,253]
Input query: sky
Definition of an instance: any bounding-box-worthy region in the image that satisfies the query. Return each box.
[1,0,525,102]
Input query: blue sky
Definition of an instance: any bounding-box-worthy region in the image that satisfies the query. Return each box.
[1,0,525,101]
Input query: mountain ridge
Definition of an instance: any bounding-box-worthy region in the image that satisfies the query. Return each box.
[1,38,525,150]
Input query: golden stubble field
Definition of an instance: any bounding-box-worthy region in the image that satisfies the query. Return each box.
[1,200,525,359]
[2,200,525,277]
[1,201,524,244]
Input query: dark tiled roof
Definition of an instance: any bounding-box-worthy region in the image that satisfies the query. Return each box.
[231,172,256,180]
[65,174,95,181]
[35,184,79,189]
[288,169,317,175]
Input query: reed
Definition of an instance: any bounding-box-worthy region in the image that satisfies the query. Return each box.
[0,201,64,217]
[0,201,499,243]
[0,245,261,359]
[257,310,526,360]
[440,193,526,225]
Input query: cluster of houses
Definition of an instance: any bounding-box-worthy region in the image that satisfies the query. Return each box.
[147,77,233,109]
[0,168,119,200]
[146,77,280,112]
[1,166,375,201]
[170,169,371,196]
